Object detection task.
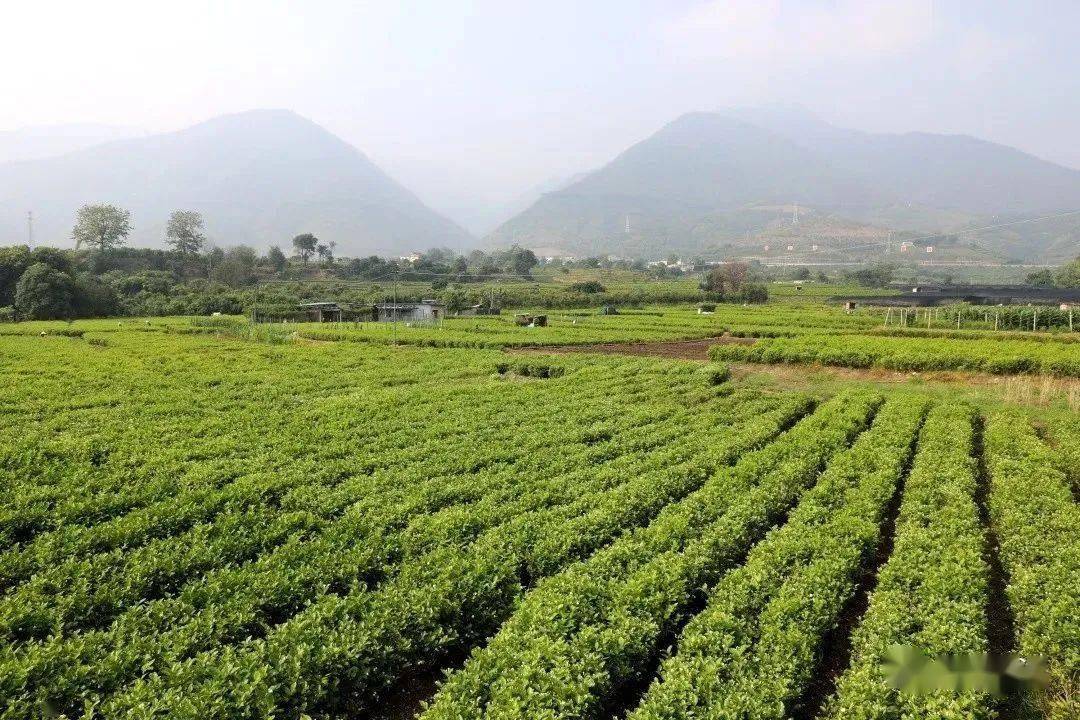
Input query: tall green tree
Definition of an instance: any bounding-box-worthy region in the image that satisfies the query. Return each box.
[266,246,287,274]
[315,241,336,265]
[165,210,206,258]
[500,244,538,276]
[72,204,131,253]
[292,233,318,264]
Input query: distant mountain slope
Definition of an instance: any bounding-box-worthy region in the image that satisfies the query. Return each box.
[0,110,471,255]
[489,108,1080,260]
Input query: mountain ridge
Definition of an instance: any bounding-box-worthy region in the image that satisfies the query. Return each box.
[0,109,471,255]
[488,108,1080,261]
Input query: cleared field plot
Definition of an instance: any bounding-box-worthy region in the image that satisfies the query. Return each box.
[0,329,1076,719]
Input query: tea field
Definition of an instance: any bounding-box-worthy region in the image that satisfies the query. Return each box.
[0,319,1077,719]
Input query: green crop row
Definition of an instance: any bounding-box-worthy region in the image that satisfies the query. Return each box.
[0,363,638,552]
[420,390,883,720]
[2,389,808,718]
[0,370,665,630]
[985,413,1080,720]
[92,393,834,718]
[820,403,992,720]
[0,374,667,628]
[710,334,1080,376]
[626,395,929,720]
[2,383,780,717]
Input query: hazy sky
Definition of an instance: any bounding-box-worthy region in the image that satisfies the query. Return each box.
[3,1,1078,232]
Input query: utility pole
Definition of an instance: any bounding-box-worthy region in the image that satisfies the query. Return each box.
[27,211,33,249]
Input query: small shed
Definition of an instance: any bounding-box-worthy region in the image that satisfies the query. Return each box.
[374,301,445,323]
[298,302,343,322]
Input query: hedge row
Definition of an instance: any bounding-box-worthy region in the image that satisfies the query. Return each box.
[90,394,818,718]
[627,395,929,719]
[420,391,883,720]
[820,403,992,720]
[985,412,1080,720]
[710,335,1080,376]
[2,388,784,718]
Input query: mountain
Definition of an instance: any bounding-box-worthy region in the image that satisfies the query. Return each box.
[489,107,1080,261]
[0,123,137,163]
[0,110,471,255]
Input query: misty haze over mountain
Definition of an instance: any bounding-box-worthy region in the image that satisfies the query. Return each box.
[490,106,1080,260]
[0,2,1078,261]
[1,105,1078,261]
[0,124,140,164]
[0,110,470,256]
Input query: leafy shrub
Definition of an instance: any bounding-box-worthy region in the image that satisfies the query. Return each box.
[569,280,606,294]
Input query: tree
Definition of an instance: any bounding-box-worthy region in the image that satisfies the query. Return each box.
[29,246,74,274]
[72,204,131,253]
[316,241,336,265]
[14,263,74,319]
[702,263,750,295]
[0,245,31,306]
[267,246,287,274]
[292,233,318,264]
[1056,256,1080,288]
[210,246,258,287]
[1025,269,1055,287]
[844,263,895,288]
[72,273,120,317]
[346,255,392,279]
[438,285,470,313]
[165,210,206,258]
[501,245,538,276]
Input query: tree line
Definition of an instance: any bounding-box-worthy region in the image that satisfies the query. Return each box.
[0,203,550,320]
